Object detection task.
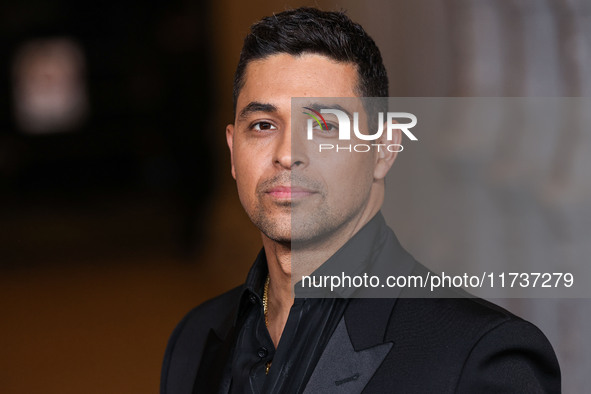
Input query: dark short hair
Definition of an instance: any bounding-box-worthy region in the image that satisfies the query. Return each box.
[232,7,389,111]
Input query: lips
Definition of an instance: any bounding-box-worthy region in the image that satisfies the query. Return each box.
[266,185,315,199]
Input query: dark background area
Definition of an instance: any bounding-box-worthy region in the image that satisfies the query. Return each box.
[0,0,267,392]
[1,0,217,264]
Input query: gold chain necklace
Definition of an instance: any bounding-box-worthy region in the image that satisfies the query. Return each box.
[263,274,271,374]
[263,274,270,326]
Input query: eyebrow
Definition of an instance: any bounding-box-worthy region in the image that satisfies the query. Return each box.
[305,102,353,119]
[238,101,278,120]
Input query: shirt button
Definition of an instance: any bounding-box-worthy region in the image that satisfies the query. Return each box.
[249,294,257,304]
[257,347,268,358]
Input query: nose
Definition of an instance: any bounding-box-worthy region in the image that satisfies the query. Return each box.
[274,124,307,169]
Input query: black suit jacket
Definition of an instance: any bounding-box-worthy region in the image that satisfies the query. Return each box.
[161,215,561,393]
[161,283,560,393]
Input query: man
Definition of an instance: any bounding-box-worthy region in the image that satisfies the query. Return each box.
[161,8,560,393]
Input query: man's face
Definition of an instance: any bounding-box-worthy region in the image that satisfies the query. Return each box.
[226,53,391,246]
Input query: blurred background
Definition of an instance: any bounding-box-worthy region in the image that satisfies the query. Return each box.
[1,0,589,393]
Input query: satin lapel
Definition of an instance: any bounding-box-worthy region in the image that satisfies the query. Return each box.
[303,318,393,393]
[192,297,240,394]
[192,325,237,394]
[344,298,397,350]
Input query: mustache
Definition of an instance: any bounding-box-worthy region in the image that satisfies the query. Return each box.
[257,172,323,194]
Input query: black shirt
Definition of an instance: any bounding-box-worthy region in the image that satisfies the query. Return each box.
[223,213,394,393]
[224,251,348,394]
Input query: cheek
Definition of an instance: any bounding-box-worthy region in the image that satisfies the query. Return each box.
[321,152,375,184]
[234,160,257,190]
[233,148,264,201]
[234,167,258,213]
[233,134,279,181]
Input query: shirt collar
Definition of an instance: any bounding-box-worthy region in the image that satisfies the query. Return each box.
[236,249,268,323]
[236,212,390,318]
[244,248,269,295]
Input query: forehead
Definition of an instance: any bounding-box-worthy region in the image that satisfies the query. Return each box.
[236,53,359,113]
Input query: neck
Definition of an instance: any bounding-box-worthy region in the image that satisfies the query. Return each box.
[261,236,293,347]
[261,190,383,347]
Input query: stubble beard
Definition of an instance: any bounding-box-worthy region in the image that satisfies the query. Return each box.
[249,192,366,249]
[245,172,371,248]
[246,172,327,245]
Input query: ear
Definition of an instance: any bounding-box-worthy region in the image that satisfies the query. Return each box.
[373,122,401,180]
[226,124,236,180]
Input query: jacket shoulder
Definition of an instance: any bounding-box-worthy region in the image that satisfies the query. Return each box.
[180,285,244,326]
[455,315,561,393]
[167,285,243,345]
[160,285,243,394]
[370,296,560,392]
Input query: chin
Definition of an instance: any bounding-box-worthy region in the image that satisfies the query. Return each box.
[266,233,292,245]
[258,221,292,244]
[289,227,331,246]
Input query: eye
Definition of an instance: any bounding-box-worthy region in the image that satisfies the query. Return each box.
[311,122,338,137]
[313,122,337,132]
[251,121,277,131]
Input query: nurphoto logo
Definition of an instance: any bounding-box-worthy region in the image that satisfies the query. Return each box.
[303,106,418,153]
